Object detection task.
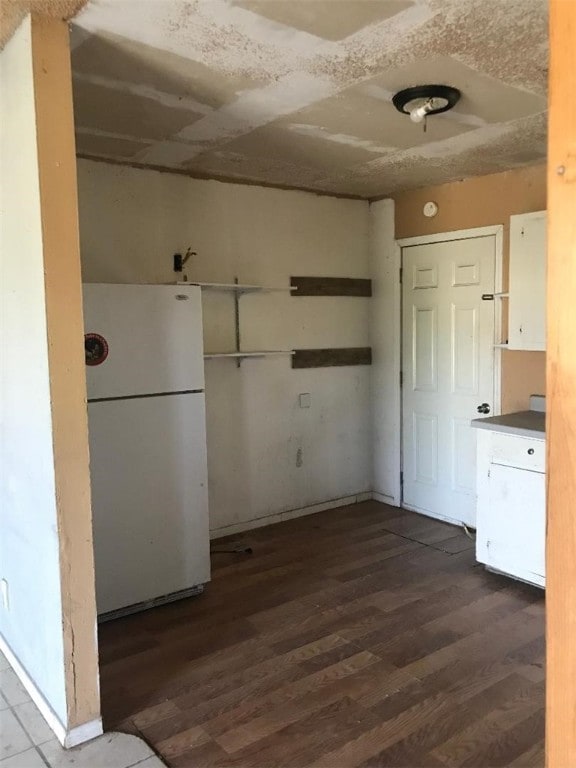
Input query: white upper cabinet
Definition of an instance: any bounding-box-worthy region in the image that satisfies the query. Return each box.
[508,211,547,351]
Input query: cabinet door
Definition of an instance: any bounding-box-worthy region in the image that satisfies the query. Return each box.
[479,463,545,583]
[509,211,546,351]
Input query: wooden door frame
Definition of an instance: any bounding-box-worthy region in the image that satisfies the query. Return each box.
[546,1,576,764]
[396,226,504,519]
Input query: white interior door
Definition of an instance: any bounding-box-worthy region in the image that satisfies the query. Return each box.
[402,235,497,526]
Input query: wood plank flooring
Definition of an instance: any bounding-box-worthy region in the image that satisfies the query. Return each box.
[98,501,545,767]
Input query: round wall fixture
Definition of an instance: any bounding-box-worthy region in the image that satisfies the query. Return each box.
[392,85,461,124]
[85,333,109,366]
[423,201,438,218]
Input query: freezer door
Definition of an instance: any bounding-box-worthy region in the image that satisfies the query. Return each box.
[83,284,204,400]
[88,393,210,615]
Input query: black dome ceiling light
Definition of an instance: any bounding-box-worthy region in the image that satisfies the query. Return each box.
[392,85,461,131]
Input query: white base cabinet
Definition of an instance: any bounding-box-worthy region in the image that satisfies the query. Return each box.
[475,429,545,588]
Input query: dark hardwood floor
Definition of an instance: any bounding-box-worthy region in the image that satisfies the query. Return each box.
[98,501,545,767]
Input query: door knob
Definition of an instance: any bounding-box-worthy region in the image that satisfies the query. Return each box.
[477,403,491,414]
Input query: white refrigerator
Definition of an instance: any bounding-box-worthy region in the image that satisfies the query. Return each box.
[83,283,210,619]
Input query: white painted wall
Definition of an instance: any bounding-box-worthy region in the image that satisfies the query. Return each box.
[78,160,374,534]
[369,200,401,504]
[0,17,67,724]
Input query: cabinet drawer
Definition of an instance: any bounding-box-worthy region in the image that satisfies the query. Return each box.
[490,432,545,472]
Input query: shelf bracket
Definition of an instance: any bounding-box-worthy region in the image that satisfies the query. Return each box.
[234,277,241,368]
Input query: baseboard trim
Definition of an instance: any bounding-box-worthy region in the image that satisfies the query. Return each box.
[63,719,104,749]
[210,492,373,539]
[371,491,399,505]
[400,502,467,528]
[0,633,103,748]
[98,584,204,623]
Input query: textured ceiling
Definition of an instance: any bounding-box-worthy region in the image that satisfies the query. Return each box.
[71,0,548,198]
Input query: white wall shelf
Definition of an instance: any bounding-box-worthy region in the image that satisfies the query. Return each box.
[204,351,295,360]
[190,277,296,367]
[493,295,509,346]
[181,281,297,294]
[190,281,262,294]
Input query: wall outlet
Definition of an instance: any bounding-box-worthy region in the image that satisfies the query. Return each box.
[299,393,311,409]
[1,579,9,611]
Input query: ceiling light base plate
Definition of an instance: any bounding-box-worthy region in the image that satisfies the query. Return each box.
[392,85,461,119]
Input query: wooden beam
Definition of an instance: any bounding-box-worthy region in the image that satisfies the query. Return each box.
[292,347,372,369]
[546,1,576,765]
[31,15,100,733]
[291,276,372,297]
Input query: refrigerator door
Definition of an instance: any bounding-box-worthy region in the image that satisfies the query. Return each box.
[88,392,210,615]
[83,284,204,400]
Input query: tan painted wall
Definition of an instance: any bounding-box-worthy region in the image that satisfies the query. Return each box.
[392,164,546,413]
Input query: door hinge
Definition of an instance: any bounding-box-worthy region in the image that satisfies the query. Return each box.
[400,370,403,388]
[399,267,403,284]
[400,471,404,487]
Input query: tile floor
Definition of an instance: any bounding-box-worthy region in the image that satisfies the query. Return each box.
[0,650,164,768]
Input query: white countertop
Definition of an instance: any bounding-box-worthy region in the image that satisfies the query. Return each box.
[471,410,545,439]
